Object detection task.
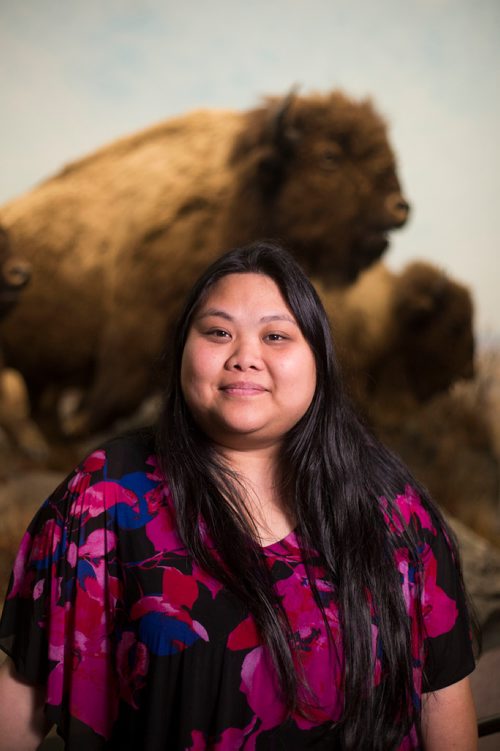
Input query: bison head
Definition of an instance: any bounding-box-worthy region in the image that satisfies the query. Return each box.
[224,89,410,285]
[394,262,475,400]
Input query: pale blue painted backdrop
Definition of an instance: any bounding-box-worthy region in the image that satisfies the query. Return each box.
[1,0,498,336]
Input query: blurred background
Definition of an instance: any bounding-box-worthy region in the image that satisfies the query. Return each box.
[0,1,499,746]
[1,0,499,339]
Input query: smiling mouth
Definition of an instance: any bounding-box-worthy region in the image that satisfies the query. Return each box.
[220,383,268,396]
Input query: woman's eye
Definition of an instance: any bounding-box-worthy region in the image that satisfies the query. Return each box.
[206,328,230,339]
[265,333,287,342]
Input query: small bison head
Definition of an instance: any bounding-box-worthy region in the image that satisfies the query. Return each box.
[224,89,410,285]
[0,226,31,319]
[394,262,475,400]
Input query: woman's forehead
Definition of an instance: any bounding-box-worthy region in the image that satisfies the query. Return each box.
[194,273,295,318]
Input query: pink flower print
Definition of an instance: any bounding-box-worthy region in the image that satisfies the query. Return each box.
[130,595,170,621]
[276,564,334,633]
[130,595,209,645]
[81,449,106,474]
[145,487,185,553]
[394,548,425,664]
[379,496,392,528]
[49,580,118,738]
[130,568,207,656]
[30,518,62,562]
[68,529,117,571]
[395,486,435,533]
[144,484,166,515]
[10,520,62,598]
[46,573,120,739]
[116,631,149,708]
[191,562,224,599]
[240,646,286,731]
[421,550,458,638]
[83,558,122,608]
[186,730,207,750]
[397,726,419,750]
[74,572,112,638]
[187,727,251,751]
[214,726,248,749]
[145,454,164,482]
[381,486,434,536]
[46,582,69,707]
[67,470,92,495]
[81,528,117,558]
[33,578,45,601]
[293,629,343,729]
[162,566,198,610]
[70,628,118,738]
[394,548,417,614]
[70,480,138,521]
[275,566,343,727]
[227,615,260,651]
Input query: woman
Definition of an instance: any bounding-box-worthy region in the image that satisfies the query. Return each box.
[0,241,477,749]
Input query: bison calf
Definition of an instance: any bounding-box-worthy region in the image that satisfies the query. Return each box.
[317,260,474,417]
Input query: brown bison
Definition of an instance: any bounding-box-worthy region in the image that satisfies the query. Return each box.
[0,89,409,434]
[316,260,475,416]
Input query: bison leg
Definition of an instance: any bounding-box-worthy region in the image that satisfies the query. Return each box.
[0,368,49,459]
[61,347,160,437]
[60,296,175,436]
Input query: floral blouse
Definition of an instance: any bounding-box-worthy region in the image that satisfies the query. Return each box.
[0,431,474,750]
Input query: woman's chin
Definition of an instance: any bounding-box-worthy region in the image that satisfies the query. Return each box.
[209,425,284,454]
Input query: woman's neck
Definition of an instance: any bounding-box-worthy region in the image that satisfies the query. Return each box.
[214,444,295,545]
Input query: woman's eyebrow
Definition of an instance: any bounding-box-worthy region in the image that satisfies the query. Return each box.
[197,308,232,321]
[260,314,298,325]
[197,309,297,325]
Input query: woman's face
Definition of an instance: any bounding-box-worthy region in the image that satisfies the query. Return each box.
[181,273,317,452]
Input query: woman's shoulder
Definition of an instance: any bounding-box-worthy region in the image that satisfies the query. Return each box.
[8,429,172,592]
[70,427,160,483]
[82,427,159,475]
[40,428,165,521]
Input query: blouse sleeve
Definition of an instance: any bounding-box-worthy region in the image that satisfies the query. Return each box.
[0,448,124,742]
[419,512,476,693]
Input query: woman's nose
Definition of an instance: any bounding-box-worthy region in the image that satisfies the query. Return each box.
[225,340,263,371]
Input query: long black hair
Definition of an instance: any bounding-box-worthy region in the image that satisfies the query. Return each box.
[156,240,471,749]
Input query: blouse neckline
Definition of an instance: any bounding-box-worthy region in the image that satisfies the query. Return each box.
[261,528,302,561]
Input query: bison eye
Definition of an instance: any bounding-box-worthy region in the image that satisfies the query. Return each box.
[321,147,343,170]
[377,166,398,188]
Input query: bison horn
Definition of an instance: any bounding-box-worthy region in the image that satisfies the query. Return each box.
[266,85,300,152]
